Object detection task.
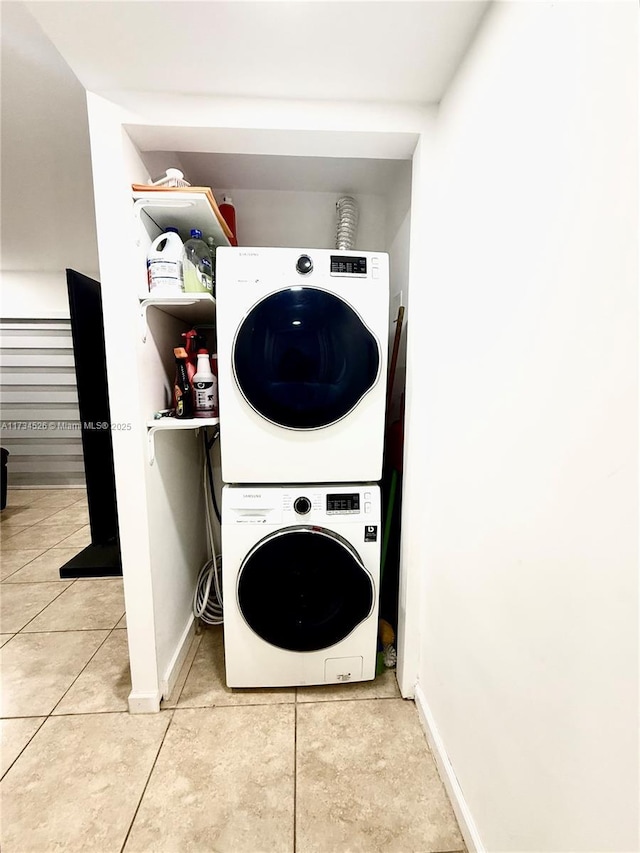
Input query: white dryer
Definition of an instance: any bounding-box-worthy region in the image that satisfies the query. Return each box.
[222,484,381,688]
[216,247,389,483]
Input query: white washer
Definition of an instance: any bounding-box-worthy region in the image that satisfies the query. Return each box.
[216,247,389,483]
[222,484,381,688]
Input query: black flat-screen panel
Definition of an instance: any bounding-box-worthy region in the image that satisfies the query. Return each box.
[64,269,121,576]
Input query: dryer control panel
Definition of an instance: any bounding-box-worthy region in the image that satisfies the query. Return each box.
[222,485,380,525]
[329,255,368,277]
[218,246,388,288]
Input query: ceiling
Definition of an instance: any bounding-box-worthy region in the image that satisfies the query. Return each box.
[144,150,410,195]
[25,1,489,105]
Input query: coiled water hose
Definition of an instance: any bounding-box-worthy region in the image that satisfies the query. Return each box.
[193,429,223,625]
[335,196,358,250]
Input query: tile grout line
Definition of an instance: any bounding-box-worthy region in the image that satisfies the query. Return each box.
[3,489,113,730]
[0,542,93,585]
[48,621,124,716]
[1,501,74,526]
[8,577,79,635]
[0,547,51,582]
[1,520,88,551]
[3,581,77,585]
[294,693,401,706]
[4,709,135,720]
[0,715,48,782]
[1,492,88,579]
[10,625,126,633]
[167,692,401,712]
[119,710,175,853]
[1,577,124,722]
[293,701,298,853]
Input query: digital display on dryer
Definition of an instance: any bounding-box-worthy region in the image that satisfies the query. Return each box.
[330,256,367,275]
[327,493,360,514]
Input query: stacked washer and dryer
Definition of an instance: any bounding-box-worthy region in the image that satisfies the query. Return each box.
[216,247,389,687]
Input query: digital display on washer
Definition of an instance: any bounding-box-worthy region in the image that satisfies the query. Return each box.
[330,256,367,275]
[327,493,360,514]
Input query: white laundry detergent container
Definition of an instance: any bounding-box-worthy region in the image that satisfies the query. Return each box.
[147,228,184,296]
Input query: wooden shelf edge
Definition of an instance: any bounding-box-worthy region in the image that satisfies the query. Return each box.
[131,185,234,244]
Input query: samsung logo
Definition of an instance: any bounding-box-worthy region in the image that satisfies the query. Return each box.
[243,494,261,498]
[239,252,259,257]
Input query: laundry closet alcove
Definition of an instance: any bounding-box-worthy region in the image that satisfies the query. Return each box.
[86,92,431,712]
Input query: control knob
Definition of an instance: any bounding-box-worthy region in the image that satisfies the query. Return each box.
[295,254,313,275]
[294,496,311,515]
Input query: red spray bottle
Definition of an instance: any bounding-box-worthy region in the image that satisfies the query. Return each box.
[182,329,202,386]
[219,196,238,246]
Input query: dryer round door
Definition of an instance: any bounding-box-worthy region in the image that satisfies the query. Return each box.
[232,287,381,429]
[237,527,374,652]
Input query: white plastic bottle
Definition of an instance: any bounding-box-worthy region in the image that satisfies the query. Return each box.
[183,229,213,294]
[147,228,184,295]
[192,350,217,418]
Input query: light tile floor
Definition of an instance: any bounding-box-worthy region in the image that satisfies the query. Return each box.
[0,488,466,853]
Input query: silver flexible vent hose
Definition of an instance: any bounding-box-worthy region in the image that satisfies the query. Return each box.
[335,196,359,250]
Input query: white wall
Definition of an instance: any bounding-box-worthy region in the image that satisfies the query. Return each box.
[385,166,412,424]
[406,2,638,850]
[208,190,387,253]
[0,2,98,318]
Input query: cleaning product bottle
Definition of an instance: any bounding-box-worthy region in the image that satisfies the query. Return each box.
[147,228,184,295]
[182,229,213,294]
[181,329,202,386]
[173,348,193,419]
[192,349,217,418]
[219,196,238,246]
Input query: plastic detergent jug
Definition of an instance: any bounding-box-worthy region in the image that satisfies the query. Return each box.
[147,228,184,295]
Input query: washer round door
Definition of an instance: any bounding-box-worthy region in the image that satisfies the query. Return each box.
[232,287,380,429]
[237,527,374,652]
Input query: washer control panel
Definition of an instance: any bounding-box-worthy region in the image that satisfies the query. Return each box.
[223,485,379,524]
[326,492,360,514]
[283,488,376,519]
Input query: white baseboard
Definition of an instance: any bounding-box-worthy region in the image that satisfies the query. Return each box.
[159,613,196,700]
[128,690,162,714]
[414,683,485,853]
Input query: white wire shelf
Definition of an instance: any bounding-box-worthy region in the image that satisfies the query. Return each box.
[146,416,219,464]
[139,293,216,340]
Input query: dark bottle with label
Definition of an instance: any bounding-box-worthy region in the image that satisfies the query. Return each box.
[173,347,193,419]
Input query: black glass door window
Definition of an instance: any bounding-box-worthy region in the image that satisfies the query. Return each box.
[233,288,380,429]
[238,527,374,652]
